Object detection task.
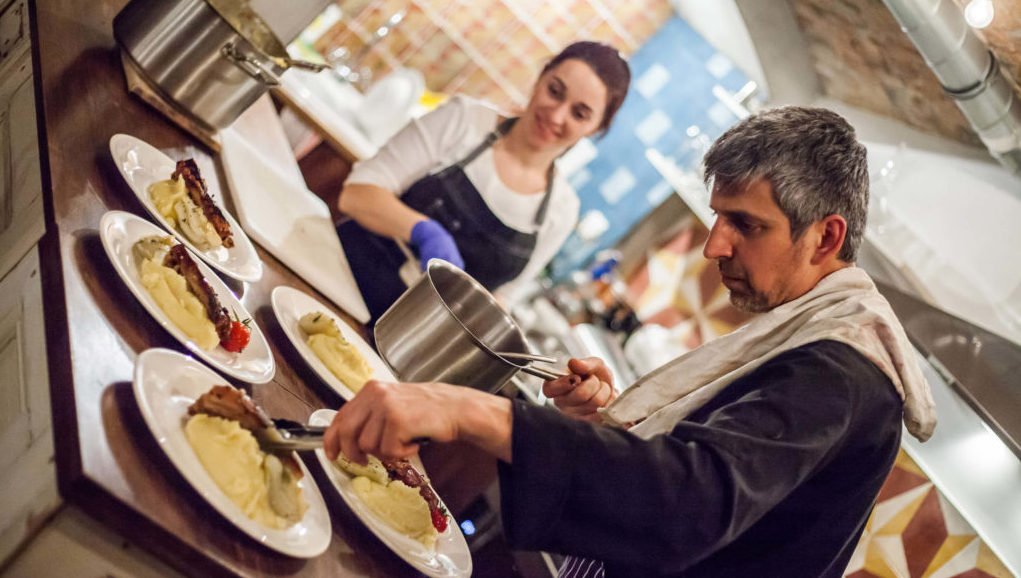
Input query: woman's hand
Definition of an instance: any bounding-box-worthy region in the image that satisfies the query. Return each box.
[323,380,513,464]
[542,357,616,423]
[410,219,464,270]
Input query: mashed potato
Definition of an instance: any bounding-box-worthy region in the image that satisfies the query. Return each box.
[351,477,438,548]
[139,257,219,350]
[334,454,439,548]
[149,176,187,222]
[149,177,222,250]
[334,453,389,485]
[299,312,372,391]
[184,414,306,529]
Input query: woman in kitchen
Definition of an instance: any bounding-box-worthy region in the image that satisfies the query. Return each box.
[336,41,630,321]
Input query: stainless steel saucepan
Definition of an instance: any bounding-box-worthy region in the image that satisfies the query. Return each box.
[114,0,330,131]
[374,260,565,392]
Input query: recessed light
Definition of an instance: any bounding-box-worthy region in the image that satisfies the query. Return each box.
[964,0,994,29]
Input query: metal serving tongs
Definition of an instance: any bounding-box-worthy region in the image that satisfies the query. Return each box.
[252,416,327,452]
[256,418,431,452]
[258,419,328,452]
[497,351,571,382]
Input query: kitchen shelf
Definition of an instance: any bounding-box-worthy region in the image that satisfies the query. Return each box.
[645,148,714,228]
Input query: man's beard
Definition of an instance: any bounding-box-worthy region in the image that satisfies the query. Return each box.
[718,260,773,313]
[729,290,772,313]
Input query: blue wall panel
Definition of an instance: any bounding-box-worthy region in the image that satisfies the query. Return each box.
[549,16,753,280]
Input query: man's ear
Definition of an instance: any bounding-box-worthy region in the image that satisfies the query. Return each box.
[811,215,847,264]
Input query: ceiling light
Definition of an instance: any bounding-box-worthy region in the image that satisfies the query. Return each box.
[964,0,994,29]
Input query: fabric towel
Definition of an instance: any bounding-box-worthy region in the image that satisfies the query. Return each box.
[602,267,937,442]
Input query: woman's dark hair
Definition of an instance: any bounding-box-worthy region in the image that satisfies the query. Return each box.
[541,41,630,135]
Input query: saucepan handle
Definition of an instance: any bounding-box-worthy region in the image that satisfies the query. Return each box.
[395,237,422,287]
[280,58,332,72]
[221,42,281,86]
[518,364,568,381]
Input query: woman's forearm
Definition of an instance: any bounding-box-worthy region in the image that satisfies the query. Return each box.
[338,183,428,242]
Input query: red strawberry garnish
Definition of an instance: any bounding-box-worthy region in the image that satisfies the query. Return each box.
[221,313,251,353]
[431,507,448,533]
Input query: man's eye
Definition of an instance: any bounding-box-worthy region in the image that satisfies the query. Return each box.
[732,220,753,233]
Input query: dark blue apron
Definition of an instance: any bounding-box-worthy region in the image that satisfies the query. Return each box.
[338,118,555,322]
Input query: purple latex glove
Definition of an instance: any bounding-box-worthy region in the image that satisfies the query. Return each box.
[410,219,465,271]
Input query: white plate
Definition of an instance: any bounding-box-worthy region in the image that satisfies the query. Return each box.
[309,409,472,577]
[132,348,331,558]
[100,210,275,384]
[109,133,263,283]
[270,286,393,400]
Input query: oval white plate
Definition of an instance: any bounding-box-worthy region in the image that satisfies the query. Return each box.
[109,133,263,283]
[133,348,331,558]
[100,210,275,384]
[309,409,471,577]
[271,285,394,400]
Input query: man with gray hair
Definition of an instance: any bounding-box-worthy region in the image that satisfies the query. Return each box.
[324,106,937,578]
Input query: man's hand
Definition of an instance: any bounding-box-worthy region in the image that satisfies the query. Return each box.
[323,380,513,464]
[542,357,616,423]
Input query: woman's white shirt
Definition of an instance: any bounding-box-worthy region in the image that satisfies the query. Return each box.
[346,95,580,303]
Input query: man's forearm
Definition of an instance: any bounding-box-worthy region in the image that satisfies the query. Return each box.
[456,389,514,463]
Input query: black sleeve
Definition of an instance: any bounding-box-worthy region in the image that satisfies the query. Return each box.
[498,343,864,572]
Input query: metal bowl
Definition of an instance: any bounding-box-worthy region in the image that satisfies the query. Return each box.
[374,260,531,393]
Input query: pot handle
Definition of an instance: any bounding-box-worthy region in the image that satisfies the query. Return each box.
[221,42,281,86]
[277,58,332,72]
[518,364,568,381]
[395,237,422,287]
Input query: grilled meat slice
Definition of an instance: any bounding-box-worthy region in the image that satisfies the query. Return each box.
[189,384,266,431]
[381,458,445,529]
[163,244,231,342]
[173,159,234,248]
[188,385,303,478]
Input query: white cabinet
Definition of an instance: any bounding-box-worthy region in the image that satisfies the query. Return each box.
[0,248,56,564]
[0,0,44,280]
[0,0,56,565]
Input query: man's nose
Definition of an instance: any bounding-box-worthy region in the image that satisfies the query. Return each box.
[703,222,732,260]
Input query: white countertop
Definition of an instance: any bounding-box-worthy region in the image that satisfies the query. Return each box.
[274,68,378,161]
[222,95,372,323]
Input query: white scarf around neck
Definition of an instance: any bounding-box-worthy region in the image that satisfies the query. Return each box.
[602,267,937,442]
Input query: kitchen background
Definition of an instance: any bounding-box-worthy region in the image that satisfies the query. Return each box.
[4,0,1019,575]
[263,0,1021,576]
[302,0,671,109]
[210,0,1021,576]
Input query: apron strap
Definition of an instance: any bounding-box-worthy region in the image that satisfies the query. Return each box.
[451,117,515,170]
[533,163,555,228]
[451,116,557,231]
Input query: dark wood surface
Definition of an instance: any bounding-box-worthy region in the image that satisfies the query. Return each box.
[31,1,479,575]
[296,139,352,223]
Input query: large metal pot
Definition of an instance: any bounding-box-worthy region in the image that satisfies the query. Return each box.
[374,260,533,393]
[113,0,327,131]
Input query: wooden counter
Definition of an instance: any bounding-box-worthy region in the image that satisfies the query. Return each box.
[31,1,469,575]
